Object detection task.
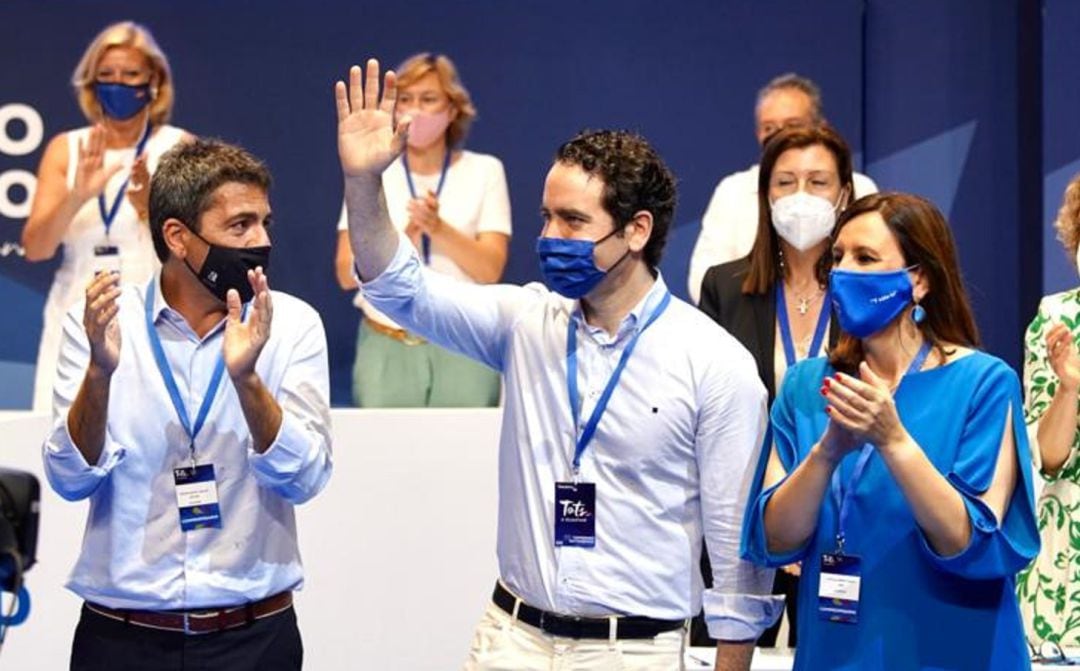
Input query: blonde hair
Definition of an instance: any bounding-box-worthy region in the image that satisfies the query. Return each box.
[71,21,175,126]
[1055,173,1080,265]
[395,53,476,147]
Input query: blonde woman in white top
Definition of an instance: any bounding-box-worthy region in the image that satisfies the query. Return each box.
[22,21,191,412]
[334,52,511,407]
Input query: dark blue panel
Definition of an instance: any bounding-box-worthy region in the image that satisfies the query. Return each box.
[864,0,1025,368]
[0,0,864,406]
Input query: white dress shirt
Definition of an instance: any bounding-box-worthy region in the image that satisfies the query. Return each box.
[687,164,878,304]
[42,273,333,610]
[363,237,780,640]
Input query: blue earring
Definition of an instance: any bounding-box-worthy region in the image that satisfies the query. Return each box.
[912,303,927,324]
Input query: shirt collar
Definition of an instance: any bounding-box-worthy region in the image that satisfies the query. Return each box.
[574,271,670,342]
[146,270,228,340]
[146,271,171,324]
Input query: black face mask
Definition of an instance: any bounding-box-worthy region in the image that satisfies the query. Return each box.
[182,226,271,303]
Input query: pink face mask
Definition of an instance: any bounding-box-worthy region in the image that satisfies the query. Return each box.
[405,109,451,148]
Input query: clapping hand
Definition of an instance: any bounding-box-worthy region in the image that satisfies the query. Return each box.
[72,125,124,203]
[1046,323,1080,393]
[223,268,272,382]
[126,154,150,221]
[83,271,122,375]
[821,363,909,450]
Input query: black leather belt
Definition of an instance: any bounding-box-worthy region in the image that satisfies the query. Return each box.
[492,582,686,640]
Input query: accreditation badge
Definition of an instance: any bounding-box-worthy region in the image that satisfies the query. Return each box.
[173,463,222,532]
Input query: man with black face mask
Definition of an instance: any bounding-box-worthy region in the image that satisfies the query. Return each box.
[337,60,778,671]
[42,138,332,671]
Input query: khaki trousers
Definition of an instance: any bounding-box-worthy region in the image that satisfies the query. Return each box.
[462,602,687,671]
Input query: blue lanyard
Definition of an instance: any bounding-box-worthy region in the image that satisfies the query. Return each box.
[566,290,672,473]
[829,339,932,553]
[97,123,152,238]
[402,150,451,265]
[144,280,244,460]
[775,282,831,368]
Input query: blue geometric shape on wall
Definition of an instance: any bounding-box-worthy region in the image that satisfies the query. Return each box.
[1043,157,1080,295]
[0,271,45,362]
[866,120,978,218]
[0,360,34,409]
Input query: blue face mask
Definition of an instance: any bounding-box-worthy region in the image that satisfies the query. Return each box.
[95,82,151,120]
[536,227,627,299]
[829,267,917,338]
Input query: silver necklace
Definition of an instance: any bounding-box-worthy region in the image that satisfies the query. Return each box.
[787,283,824,315]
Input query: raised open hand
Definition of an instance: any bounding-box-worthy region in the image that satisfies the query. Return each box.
[223,267,272,381]
[83,271,122,374]
[335,59,409,178]
[126,154,150,221]
[73,125,124,202]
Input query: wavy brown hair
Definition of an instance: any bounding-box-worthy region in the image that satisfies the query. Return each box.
[742,124,854,294]
[828,192,980,374]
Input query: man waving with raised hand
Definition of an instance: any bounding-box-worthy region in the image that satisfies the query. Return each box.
[338,59,779,671]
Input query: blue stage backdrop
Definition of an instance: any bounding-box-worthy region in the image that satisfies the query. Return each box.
[1043,0,1080,301]
[0,0,1041,407]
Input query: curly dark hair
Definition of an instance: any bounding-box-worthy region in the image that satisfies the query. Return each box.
[149,138,272,262]
[554,130,677,269]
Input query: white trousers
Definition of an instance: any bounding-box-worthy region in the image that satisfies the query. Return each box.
[462,602,687,671]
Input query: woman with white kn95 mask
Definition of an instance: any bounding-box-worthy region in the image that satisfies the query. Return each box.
[695,123,854,650]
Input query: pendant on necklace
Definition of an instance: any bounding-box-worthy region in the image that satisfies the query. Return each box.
[797,297,811,315]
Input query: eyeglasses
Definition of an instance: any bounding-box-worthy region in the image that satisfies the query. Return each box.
[1029,639,1080,665]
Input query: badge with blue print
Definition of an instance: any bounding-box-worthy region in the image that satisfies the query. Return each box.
[818,552,861,624]
[174,464,222,532]
[554,482,595,548]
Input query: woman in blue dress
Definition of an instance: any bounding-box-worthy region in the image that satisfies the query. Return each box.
[741,192,1039,670]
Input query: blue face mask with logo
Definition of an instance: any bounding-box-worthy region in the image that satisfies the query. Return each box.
[828,267,917,338]
[95,82,151,120]
[536,227,627,299]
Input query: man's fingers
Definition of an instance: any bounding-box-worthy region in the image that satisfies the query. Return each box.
[96,302,120,326]
[363,58,380,110]
[226,288,242,321]
[90,285,122,309]
[335,80,350,123]
[86,272,120,299]
[348,65,364,114]
[380,69,398,114]
[394,116,412,148]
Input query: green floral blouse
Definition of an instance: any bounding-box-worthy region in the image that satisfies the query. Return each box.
[1018,289,1080,646]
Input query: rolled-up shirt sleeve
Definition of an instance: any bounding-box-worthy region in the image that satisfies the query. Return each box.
[43,302,126,501]
[361,234,537,372]
[698,343,784,640]
[248,308,333,504]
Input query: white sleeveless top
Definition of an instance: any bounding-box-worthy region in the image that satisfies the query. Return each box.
[32,124,186,412]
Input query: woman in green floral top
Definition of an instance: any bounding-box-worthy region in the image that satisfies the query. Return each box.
[1019,174,1080,648]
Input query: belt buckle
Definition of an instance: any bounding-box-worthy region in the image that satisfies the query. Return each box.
[183,612,193,635]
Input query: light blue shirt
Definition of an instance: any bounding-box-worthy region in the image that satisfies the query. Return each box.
[363,237,781,640]
[43,274,333,610]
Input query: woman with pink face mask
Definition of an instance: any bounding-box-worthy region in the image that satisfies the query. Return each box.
[334,53,511,407]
